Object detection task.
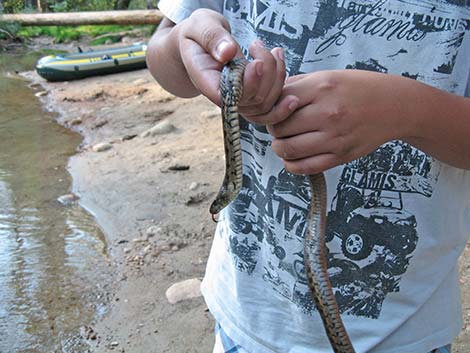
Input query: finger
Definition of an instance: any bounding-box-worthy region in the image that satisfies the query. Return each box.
[281,71,331,107]
[271,132,332,161]
[239,41,278,110]
[285,73,308,85]
[241,48,289,122]
[283,154,340,175]
[267,104,326,138]
[247,95,298,126]
[179,38,225,104]
[183,9,240,63]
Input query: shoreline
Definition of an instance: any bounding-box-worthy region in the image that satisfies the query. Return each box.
[24,63,221,352]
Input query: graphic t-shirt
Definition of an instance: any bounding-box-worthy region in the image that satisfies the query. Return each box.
[158,1,470,352]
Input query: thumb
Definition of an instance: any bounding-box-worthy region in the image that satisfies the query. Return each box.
[185,11,239,63]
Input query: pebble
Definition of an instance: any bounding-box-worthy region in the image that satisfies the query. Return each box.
[92,142,113,152]
[140,120,176,137]
[57,193,78,206]
[35,91,48,97]
[132,237,147,243]
[200,109,220,119]
[165,278,202,304]
[70,118,82,126]
[189,182,199,191]
[29,82,42,89]
[146,225,162,237]
[133,78,148,85]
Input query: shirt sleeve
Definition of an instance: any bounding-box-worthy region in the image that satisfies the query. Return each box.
[158,0,224,24]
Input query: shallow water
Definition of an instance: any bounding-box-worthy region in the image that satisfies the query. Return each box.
[0,50,110,352]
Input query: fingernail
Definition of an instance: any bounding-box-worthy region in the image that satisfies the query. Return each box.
[276,48,285,62]
[216,40,230,60]
[288,98,298,111]
[256,61,264,77]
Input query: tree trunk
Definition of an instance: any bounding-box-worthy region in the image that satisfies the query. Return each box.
[0,10,163,25]
[24,0,36,10]
[146,0,155,9]
[114,0,132,10]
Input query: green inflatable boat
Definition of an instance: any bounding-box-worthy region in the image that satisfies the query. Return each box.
[36,43,147,82]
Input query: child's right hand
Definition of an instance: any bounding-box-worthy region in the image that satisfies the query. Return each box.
[148,9,292,122]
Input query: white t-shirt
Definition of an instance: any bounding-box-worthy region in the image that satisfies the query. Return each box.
[158,1,470,352]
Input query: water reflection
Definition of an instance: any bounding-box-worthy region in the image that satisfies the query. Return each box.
[0,56,110,352]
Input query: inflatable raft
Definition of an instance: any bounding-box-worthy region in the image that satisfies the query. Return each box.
[36,43,147,82]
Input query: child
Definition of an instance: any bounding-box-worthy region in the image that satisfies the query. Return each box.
[146,1,470,352]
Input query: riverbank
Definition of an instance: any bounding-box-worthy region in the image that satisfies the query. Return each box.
[20,38,470,352]
[23,54,223,351]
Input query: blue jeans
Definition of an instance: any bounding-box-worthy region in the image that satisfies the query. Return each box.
[214,322,452,353]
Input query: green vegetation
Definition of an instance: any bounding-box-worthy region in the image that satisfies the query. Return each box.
[0,0,159,40]
[1,0,157,13]
[14,24,155,43]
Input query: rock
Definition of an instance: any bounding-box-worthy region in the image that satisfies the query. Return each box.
[57,193,78,206]
[165,278,202,304]
[132,237,147,243]
[122,134,137,141]
[92,142,112,152]
[70,118,82,126]
[35,91,48,97]
[143,245,152,254]
[189,182,199,191]
[186,192,208,206]
[140,120,176,137]
[29,82,42,89]
[146,225,162,238]
[200,108,220,119]
[167,164,190,171]
[132,78,148,85]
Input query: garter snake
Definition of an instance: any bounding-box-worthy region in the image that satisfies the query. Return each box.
[210,58,356,353]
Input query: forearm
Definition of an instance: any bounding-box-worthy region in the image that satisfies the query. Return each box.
[399,79,470,170]
[146,18,200,98]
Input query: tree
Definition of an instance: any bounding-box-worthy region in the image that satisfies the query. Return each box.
[114,0,130,10]
[146,0,157,9]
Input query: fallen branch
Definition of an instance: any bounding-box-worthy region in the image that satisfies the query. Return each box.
[0,28,15,39]
[0,10,163,26]
[92,28,145,41]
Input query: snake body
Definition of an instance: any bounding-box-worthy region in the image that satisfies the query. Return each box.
[210,58,355,353]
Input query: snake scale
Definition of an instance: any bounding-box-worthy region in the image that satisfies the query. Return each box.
[209,58,356,353]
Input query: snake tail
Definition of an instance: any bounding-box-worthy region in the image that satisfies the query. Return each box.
[304,173,356,353]
[209,58,247,215]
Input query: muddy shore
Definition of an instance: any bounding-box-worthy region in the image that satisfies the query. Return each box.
[21,41,470,353]
[24,62,222,352]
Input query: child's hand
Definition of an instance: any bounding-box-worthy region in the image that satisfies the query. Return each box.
[266,70,411,175]
[176,9,286,115]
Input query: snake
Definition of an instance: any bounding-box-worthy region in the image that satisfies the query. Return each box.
[209,58,356,353]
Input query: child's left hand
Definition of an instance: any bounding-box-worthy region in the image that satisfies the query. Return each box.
[265,70,415,175]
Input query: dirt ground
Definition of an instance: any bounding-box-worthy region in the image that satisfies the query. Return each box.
[22,39,470,353]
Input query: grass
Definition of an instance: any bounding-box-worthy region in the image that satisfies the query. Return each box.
[16,24,155,43]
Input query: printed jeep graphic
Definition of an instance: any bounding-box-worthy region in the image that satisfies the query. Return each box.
[327,184,418,261]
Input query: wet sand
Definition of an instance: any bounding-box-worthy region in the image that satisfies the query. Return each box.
[23,65,222,352]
